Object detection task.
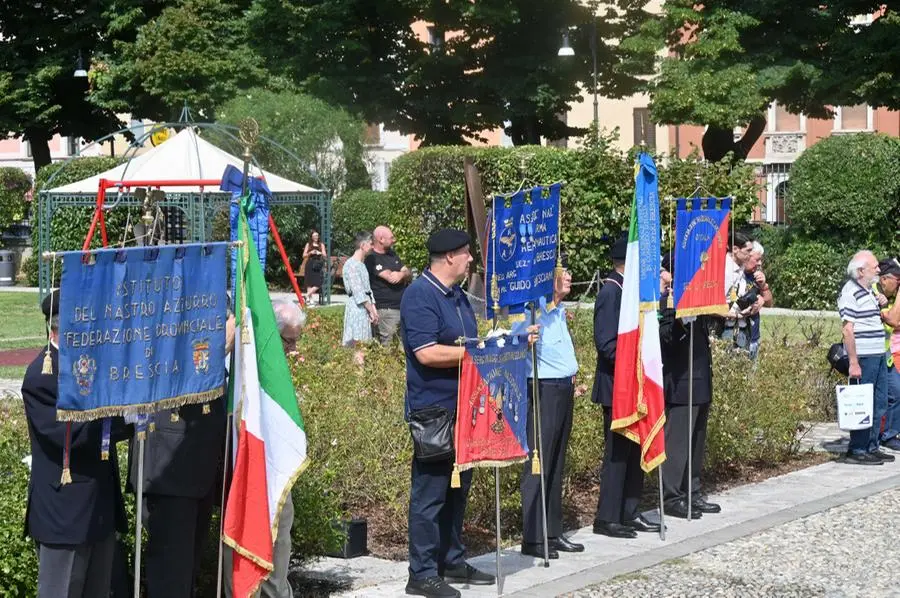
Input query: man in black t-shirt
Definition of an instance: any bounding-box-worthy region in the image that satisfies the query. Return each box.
[365,225,411,345]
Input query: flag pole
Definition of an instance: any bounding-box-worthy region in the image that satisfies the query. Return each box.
[133,432,145,598]
[529,302,550,568]
[657,467,666,541]
[494,466,503,595]
[216,413,232,598]
[687,320,694,522]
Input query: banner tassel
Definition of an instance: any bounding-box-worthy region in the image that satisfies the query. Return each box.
[241,324,250,345]
[531,449,541,475]
[41,350,53,375]
[61,423,72,485]
[451,464,461,489]
[170,412,180,423]
[202,403,211,415]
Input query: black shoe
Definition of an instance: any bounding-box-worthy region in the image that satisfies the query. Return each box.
[406,576,460,597]
[843,452,884,465]
[691,497,722,514]
[872,450,896,462]
[521,542,559,559]
[550,536,584,552]
[664,499,703,519]
[624,514,661,533]
[592,521,638,539]
[441,562,495,586]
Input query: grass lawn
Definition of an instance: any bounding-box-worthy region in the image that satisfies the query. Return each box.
[760,313,841,344]
[0,292,45,350]
[0,365,26,381]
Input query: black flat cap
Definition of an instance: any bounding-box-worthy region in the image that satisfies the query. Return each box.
[879,257,900,278]
[609,233,628,261]
[41,289,60,320]
[427,229,471,254]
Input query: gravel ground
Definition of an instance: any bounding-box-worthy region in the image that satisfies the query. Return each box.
[569,489,900,598]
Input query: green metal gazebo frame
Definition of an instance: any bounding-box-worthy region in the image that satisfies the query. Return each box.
[36,121,333,303]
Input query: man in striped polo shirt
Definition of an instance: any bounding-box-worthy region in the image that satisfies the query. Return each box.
[838,250,894,465]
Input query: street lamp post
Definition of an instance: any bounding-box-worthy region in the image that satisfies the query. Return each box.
[559,22,599,137]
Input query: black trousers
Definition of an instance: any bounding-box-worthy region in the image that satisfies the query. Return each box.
[661,403,710,504]
[520,378,575,544]
[408,457,473,581]
[594,406,644,525]
[143,493,215,598]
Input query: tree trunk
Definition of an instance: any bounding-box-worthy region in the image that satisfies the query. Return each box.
[701,115,767,163]
[24,128,53,173]
[509,116,541,146]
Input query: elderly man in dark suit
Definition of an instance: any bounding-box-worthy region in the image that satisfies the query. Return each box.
[591,236,661,539]
[130,311,235,598]
[23,290,129,598]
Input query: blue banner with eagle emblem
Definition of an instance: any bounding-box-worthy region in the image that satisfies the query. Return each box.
[56,243,228,421]
[485,184,560,319]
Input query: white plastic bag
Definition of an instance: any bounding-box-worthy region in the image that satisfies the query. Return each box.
[836,382,874,431]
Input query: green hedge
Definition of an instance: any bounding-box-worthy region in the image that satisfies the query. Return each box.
[756,226,860,311]
[789,133,900,251]
[387,143,761,283]
[332,189,391,255]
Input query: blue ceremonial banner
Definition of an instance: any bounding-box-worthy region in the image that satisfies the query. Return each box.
[673,197,732,317]
[222,165,271,295]
[485,184,561,319]
[57,243,229,421]
[635,153,661,310]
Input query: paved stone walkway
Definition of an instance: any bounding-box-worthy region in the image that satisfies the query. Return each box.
[568,488,900,597]
[0,378,22,400]
[316,458,900,597]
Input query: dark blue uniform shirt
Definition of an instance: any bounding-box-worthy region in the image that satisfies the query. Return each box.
[401,269,478,413]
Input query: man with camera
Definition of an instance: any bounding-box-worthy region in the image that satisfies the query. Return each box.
[742,242,774,359]
[722,232,760,351]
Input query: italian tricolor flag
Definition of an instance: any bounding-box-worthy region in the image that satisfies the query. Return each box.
[610,154,666,472]
[224,209,308,597]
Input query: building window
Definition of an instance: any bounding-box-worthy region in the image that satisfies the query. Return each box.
[67,136,80,156]
[835,104,872,131]
[633,108,656,150]
[364,123,381,146]
[773,103,801,132]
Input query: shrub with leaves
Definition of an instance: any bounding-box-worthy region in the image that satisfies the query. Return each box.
[788,133,900,251]
[0,401,38,597]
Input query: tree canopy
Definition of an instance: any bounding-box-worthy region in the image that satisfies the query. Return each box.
[246,0,653,145]
[635,1,900,161]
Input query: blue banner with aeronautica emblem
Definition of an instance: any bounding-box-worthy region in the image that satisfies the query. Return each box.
[485,184,560,319]
[56,243,228,421]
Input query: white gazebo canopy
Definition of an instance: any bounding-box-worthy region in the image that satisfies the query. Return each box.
[48,128,321,195]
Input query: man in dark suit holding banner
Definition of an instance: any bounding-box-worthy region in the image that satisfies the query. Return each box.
[23,290,129,598]
[591,237,660,538]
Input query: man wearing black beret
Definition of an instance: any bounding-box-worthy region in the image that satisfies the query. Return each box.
[400,229,494,598]
[23,289,129,597]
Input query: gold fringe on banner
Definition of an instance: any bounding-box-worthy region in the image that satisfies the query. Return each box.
[56,387,224,422]
[674,304,729,319]
[455,457,528,474]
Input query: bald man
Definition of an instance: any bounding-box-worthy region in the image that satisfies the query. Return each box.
[365,225,411,345]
